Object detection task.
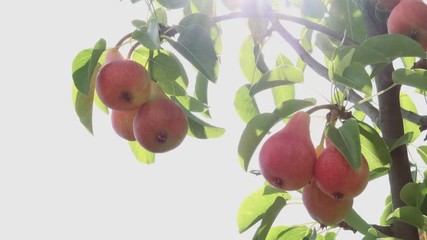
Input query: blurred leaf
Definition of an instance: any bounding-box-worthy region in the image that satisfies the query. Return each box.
[301,0,326,18]
[149,8,168,25]
[237,185,290,233]
[194,72,211,117]
[418,146,427,165]
[393,68,427,91]
[234,84,260,123]
[72,39,106,95]
[240,37,263,83]
[252,197,287,240]
[386,206,424,228]
[156,0,189,9]
[380,200,393,225]
[184,0,215,16]
[358,121,391,169]
[166,24,218,82]
[273,99,315,116]
[267,226,310,240]
[129,141,155,164]
[326,119,361,169]
[132,19,161,49]
[249,65,304,96]
[400,182,420,207]
[272,85,295,110]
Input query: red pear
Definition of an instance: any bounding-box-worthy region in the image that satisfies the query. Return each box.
[387,0,427,50]
[258,111,317,191]
[95,59,151,111]
[110,108,139,141]
[314,144,369,200]
[302,180,353,226]
[133,98,189,153]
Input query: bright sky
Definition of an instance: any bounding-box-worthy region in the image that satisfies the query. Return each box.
[1,0,422,239]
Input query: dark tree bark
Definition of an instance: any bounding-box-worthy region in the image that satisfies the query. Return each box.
[355,0,419,239]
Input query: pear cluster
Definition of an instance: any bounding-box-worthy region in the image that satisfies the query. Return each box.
[95,49,189,153]
[387,0,427,50]
[258,111,369,226]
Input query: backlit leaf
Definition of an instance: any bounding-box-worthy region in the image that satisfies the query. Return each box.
[234,84,260,123]
[129,141,155,164]
[386,206,424,228]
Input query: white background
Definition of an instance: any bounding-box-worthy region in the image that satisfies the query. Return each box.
[0,0,424,239]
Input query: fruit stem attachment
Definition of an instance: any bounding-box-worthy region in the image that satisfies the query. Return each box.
[115,32,133,48]
[305,104,340,115]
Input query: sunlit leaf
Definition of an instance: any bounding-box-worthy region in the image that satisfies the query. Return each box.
[388,132,414,151]
[360,34,426,59]
[234,84,260,123]
[237,185,291,233]
[194,72,211,117]
[266,225,310,240]
[252,197,287,239]
[400,93,420,142]
[358,121,391,169]
[301,0,326,18]
[418,146,427,165]
[129,141,155,164]
[240,37,263,83]
[179,107,225,138]
[249,65,304,96]
[393,68,427,91]
[344,208,388,238]
[332,62,372,95]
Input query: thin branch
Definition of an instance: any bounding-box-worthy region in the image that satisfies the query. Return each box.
[274,13,359,46]
[270,19,380,125]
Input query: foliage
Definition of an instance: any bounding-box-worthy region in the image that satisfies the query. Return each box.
[72,0,427,238]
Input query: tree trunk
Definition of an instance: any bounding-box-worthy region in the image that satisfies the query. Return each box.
[356,0,419,239]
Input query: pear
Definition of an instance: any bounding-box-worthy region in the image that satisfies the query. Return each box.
[314,144,369,200]
[96,59,151,111]
[259,111,316,191]
[387,0,427,50]
[302,180,353,226]
[110,108,139,141]
[133,98,188,153]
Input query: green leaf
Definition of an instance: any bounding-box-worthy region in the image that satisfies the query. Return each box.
[266,226,311,240]
[324,0,366,43]
[360,34,426,59]
[332,62,372,95]
[178,13,222,54]
[237,185,290,233]
[156,0,189,9]
[194,72,211,117]
[386,206,424,228]
[249,65,304,96]
[238,113,279,171]
[72,64,100,134]
[400,182,420,207]
[132,19,161,49]
[234,84,260,123]
[166,24,218,82]
[184,0,215,16]
[173,95,207,112]
[326,119,362,169]
[400,93,420,142]
[273,99,316,117]
[180,107,225,138]
[393,68,427,91]
[380,200,393,225]
[239,37,263,83]
[129,141,155,164]
[149,8,168,25]
[358,121,391,169]
[344,208,389,238]
[301,0,326,18]
[417,146,427,165]
[253,197,287,240]
[388,132,414,151]
[72,39,106,95]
